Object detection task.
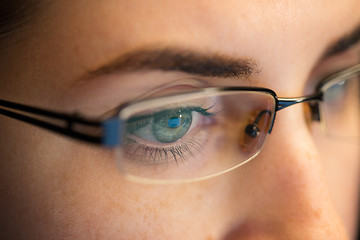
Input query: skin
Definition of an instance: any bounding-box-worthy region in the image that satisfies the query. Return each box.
[0,0,360,239]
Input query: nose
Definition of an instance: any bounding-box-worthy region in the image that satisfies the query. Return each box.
[223,106,349,239]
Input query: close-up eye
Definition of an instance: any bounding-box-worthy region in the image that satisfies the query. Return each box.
[126,106,213,144]
[119,103,217,169]
[1,1,360,239]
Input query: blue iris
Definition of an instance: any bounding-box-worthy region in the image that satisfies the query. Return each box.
[152,109,192,143]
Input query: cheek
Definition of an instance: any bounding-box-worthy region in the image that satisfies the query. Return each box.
[0,123,223,239]
[314,126,360,235]
[41,161,222,239]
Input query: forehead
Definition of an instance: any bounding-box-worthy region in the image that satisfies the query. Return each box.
[40,0,359,57]
[45,0,360,41]
[3,0,360,93]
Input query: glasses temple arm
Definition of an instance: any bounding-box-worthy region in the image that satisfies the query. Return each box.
[0,99,120,146]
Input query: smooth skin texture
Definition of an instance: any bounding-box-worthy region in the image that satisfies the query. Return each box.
[0,0,360,239]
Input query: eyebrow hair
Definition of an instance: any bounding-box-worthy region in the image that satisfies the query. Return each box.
[323,22,360,58]
[85,48,257,79]
[86,22,360,80]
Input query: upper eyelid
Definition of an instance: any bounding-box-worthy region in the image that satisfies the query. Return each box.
[313,43,360,74]
[127,106,214,122]
[308,46,360,91]
[316,63,360,91]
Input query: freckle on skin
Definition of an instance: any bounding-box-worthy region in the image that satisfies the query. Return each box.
[313,208,321,219]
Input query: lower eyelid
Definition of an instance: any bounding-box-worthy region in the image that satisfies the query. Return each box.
[122,132,209,165]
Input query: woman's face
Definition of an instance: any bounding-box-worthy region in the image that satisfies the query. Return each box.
[0,0,360,239]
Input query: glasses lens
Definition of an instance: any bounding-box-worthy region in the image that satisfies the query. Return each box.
[321,71,360,139]
[116,89,276,182]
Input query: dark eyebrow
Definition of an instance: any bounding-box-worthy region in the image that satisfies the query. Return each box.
[323,22,360,58]
[84,48,257,79]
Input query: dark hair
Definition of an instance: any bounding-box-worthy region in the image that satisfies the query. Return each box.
[0,0,38,40]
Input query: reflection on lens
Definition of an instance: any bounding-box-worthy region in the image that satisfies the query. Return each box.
[322,73,359,139]
[115,89,276,182]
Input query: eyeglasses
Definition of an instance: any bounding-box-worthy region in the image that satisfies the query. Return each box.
[0,64,359,183]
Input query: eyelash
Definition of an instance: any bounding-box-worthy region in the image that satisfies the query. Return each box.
[123,137,204,164]
[122,106,217,165]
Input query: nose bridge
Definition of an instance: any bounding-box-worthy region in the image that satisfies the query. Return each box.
[260,106,322,192]
[228,105,349,238]
[263,104,330,196]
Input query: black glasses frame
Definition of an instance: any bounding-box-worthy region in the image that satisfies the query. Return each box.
[2,63,360,147]
[0,87,323,147]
